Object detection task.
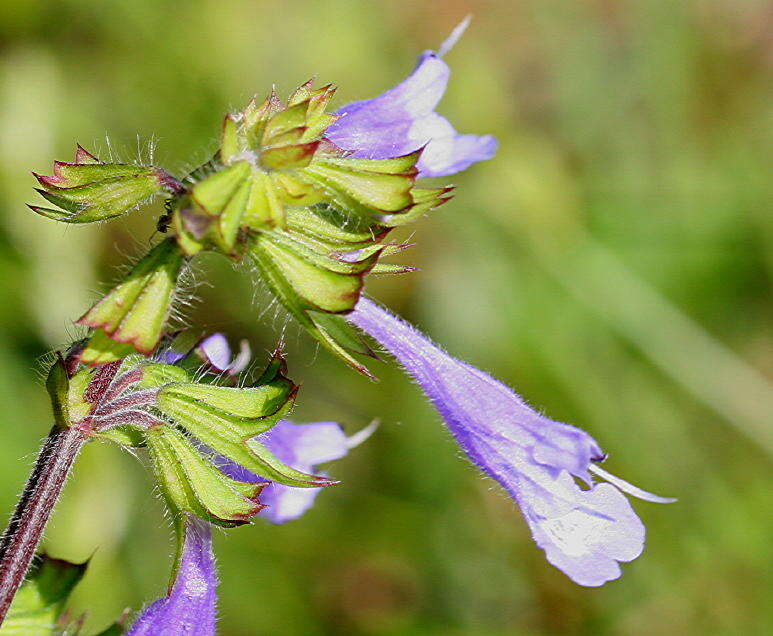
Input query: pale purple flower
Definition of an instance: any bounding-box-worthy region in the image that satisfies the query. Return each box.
[196,333,251,376]
[219,420,376,524]
[348,297,674,587]
[326,17,497,178]
[189,335,373,523]
[128,516,217,635]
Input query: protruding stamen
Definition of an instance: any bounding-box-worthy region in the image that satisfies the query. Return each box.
[589,464,676,504]
[346,419,380,449]
[438,15,472,58]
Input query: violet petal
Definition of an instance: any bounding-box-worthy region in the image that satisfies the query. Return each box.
[327,50,496,177]
[128,516,217,635]
[347,297,673,586]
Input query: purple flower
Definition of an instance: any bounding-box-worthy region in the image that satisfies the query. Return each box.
[196,333,251,376]
[326,17,497,178]
[128,516,217,635]
[348,298,674,587]
[218,420,376,524]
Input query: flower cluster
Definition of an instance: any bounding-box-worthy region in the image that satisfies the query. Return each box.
[30,23,493,376]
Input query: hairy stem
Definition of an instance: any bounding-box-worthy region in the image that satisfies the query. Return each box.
[0,425,87,624]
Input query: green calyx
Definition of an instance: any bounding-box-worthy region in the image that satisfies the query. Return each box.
[89,351,334,527]
[29,144,179,223]
[152,352,334,491]
[77,238,185,364]
[145,424,266,528]
[170,81,452,256]
[44,343,329,527]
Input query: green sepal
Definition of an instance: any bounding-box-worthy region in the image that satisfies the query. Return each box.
[145,425,265,527]
[77,330,138,366]
[137,363,192,389]
[65,368,94,423]
[155,356,333,486]
[379,186,454,227]
[260,142,319,170]
[286,204,390,250]
[251,233,368,314]
[158,380,293,424]
[191,162,251,218]
[77,239,185,360]
[308,312,377,360]
[302,160,415,213]
[0,555,87,635]
[171,207,207,256]
[242,170,285,229]
[248,229,382,375]
[369,262,418,275]
[97,425,147,448]
[220,114,242,163]
[45,356,70,430]
[29,145,176,224]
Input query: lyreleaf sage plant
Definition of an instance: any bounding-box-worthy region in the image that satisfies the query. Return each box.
[0,17,675,636]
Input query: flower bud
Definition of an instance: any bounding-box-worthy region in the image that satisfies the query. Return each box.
[29,145,180,223]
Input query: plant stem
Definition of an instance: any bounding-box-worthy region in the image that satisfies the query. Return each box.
[0,424,87,624]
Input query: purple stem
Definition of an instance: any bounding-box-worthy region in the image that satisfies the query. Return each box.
[0,424,88,624]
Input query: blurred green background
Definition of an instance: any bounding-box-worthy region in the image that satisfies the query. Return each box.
[0,0,771,634]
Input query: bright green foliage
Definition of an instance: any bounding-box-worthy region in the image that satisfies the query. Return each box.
[77,238,185,363]
[0,555,87,635]
[29,145,176,223]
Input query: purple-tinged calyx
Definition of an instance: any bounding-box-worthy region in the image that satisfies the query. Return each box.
[347,298,674,587]
[327,17,498,178]
[128,516,217,636]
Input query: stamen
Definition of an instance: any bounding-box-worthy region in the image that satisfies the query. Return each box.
[346,419,380,449]
[438,15,472,58]
[588,464,676,504]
